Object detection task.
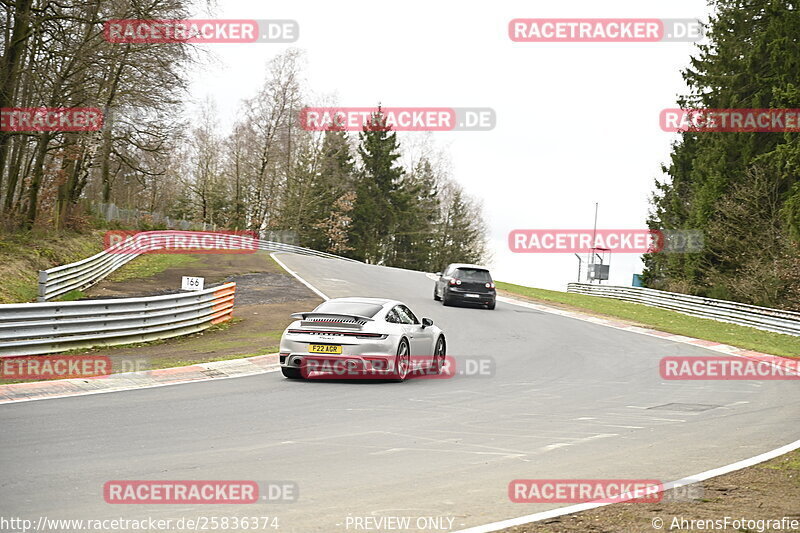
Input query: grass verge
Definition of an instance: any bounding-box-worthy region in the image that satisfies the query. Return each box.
[104,322,283,371]
[0,229,105,303]
[0,230,198,303]
[0,322,283,385]
[497,281,800,358]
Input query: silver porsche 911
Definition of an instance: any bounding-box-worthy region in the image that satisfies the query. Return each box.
[278,297,446,381]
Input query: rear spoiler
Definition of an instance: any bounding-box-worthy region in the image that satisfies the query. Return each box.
[290,312,376,322]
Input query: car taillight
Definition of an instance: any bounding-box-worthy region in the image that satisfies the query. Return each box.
[449,278,462,286]
[486,282,495,289]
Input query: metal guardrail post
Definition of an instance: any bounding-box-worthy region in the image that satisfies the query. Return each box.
[37,270,48,302]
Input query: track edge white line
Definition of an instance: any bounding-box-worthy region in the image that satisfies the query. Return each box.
[270,252,330,300]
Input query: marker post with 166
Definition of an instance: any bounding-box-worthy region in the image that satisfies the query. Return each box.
[181,276,205,291]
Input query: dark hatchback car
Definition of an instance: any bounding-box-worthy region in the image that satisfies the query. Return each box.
[433,263,496,310]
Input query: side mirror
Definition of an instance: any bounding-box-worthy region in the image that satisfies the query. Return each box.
[421,318,434,328]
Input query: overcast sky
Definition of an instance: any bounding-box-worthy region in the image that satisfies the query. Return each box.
[186,0,714,290]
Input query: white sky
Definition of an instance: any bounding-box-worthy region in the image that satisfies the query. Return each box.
[186,0,714,290]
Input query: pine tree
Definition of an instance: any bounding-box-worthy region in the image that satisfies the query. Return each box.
[644,0,800,308]
[434,187,487,270]
[347,106,404,263]
[301,128,355,250]
[389,158,440,270]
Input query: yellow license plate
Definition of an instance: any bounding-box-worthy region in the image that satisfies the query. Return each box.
[309,344,342,354]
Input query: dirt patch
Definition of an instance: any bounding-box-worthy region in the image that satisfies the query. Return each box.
[500,449,800,533]
[85,251,281,299]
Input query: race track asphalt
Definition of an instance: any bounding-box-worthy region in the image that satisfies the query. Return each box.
[1,253,798,532]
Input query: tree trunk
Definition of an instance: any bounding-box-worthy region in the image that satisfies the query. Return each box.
[24,133,51,228]
[0,0,34,206]
[100,121,113,202]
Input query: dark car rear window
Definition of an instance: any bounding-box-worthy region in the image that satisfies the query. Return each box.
[313,301,384,317]
[454,268,492,282]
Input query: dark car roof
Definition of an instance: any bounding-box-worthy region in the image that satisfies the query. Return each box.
[448,263,491,271]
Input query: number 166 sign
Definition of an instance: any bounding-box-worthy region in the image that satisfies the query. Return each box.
[181,276,205,291]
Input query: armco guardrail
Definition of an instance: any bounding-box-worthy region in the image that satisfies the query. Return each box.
[566,283,800,336]
[38,230,358,301]
[0,282,236,357]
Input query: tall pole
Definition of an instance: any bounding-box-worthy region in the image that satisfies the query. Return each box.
[574,253,582,283]
[588,202,598,283]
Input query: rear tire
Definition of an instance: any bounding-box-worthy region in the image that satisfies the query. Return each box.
[433,285,441,301]
[487,301,496,310]
[442,290,452,306]
[391,339,411,382]
[431,336,446,373]
[281,367,303,379]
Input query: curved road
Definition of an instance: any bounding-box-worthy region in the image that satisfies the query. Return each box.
[1,254,799,532]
